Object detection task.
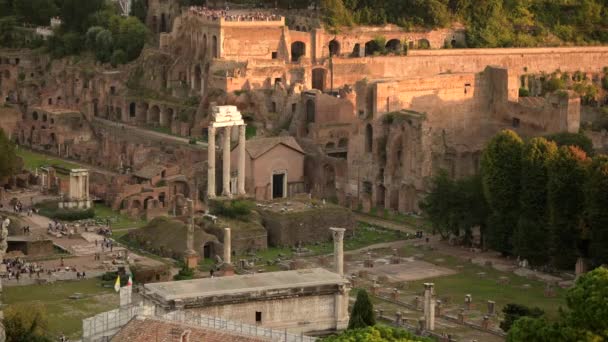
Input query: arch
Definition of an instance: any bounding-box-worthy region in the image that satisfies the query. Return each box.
[144,196,155,209]
[386,39,402,53]
[131,199,142,210]
[149,105,160,124]
[376,184,386,207]
[160,13,167,33]
[129,102,136,117]
[365,124,373,153]
[172,180,190,198]
[161,108,173,126]
[212,36,218,58]
[42,113,47,122]
[390,137,403,178]
[291,41,306,62]
[202,34,208,57]
[325,142,335,150]
[93,99,99,117]
[306,99,315,123]
[329,39,340,57]
[352,43,361,57]
[295,25,301,31]
[365,40,380,56]
[312,68,326,91]
[418,39,430,49]
[137,102,149,122]
[338,137,348,148]
[389,189,399,211]
[50,132,56,144]
[32,111,38,121]
[194,65,202,91]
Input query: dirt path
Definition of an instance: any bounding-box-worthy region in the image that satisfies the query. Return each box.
[355,213,419,233]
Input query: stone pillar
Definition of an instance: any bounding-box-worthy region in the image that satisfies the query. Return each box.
[184,199,199,268]
[330,227,346,276]
[238,125,246,195]
[424,283,435,331]
[222,126,232,197]
[395,311,402,326]
[482,316,490,330]
[487,300,495,316]
[223,227,231,265]
[465,294,472,310]
[207,126,216,199]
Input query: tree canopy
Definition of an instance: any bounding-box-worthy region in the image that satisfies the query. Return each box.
[0,128,19,180]
[321,325,432,342]
[348,290,376,330]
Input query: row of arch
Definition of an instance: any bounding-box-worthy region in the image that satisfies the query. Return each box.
[127,102,175,127]
[324,138,348,150]
[374,183,417,213]
[30,111,55,124]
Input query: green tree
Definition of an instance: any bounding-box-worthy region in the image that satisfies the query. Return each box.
[348,290,375,330]
[481,129,523,255]
[455,174,489,246]
[110,49,127,67]
[0,16,17,47]
[322,0,353,28]
[0,128,19,180]
[545,132,593,156]
[514,138,557,265]
[420,170,458,239]
[85,26,104,49]
[60,0,104,33]
[500,303,544,332]
[321,325,432,342]
[114,16,147,61]
[131,0,148,24]
[94,29,113,63]
[547,146,588,269]
[14,0,58,26]
[5,303,52,342]
[586,156,608,266]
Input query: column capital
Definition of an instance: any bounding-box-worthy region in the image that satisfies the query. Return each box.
[330,227,346,240]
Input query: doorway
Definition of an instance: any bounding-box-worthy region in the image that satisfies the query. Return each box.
[272,173,285,199]
[203,243,211,259]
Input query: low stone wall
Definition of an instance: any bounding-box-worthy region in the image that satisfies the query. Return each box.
[260,205,355,247]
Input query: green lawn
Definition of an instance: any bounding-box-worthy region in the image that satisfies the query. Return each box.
[16,148,81,172]
[3,278,118,340]
[399,245,566,318]
[94,203,146,229]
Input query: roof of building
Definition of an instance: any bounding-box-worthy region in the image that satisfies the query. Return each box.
[236,136,305,159]
[110,315,271,342]
[144,268,346,301]
[133,165,165,180]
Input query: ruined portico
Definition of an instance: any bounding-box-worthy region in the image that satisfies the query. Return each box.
[207,105,246,199]
[59,169,92,209]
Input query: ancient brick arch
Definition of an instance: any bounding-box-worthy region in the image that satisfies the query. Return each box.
[352,43,361,57]
[329,39,340,57]
[161,107,173,127]
[291,41,306,62]
[137,102,149,123]
[386,39,402,53]
[32,111,38,120]
[202,34,208,58]
[149,105,161,124]
[212,35,218,58]
[376,184,386,207]
[365,40,381,56]
[312,68,326,91]
[194,65,202,91]
[129,102,136,118]
[325,142,335,149]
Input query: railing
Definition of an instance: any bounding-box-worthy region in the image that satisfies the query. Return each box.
[82,304,317,342]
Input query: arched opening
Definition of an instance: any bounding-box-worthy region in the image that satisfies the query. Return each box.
[162,108,173,127]
[159,192,166,206]
[32,111,38,121]
[144,196,155,210]
[352,43,361,57]
[365,124,373,153]
[390,189,399,211]
[160,13,167,33]
[306,99,315,123]
[50,133,56,144]
[194,65,202,91]
[338,137,348,148]
[325,142,335,150]
[386,39,402,53]
[329,39,340,57]
[376,185,386,207]
[93,99,99,117]
[149,105,160,124]
[312,68,326,91]
[212,36,218,58]
[202,34,207,57]
[291,41,306,62]
[42,114,47,122]
[138,102,149,123]
[131,199,142,210]
[391,138,403,178]
[365,40,380,56]
[173,180,190,198]
[129,102,136,117]
[418,39,430,49]
[295,25,301,31]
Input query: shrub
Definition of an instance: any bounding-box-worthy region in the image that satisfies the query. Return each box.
[36,201,95,221]
[519,87,530,97]
[210,200,253,220]
[174,265,194,280]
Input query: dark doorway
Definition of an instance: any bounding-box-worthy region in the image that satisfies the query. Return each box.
[203,243,211,259]
[272,173,285,199]
[291,41,306,62]
[160,13,167,33]
[312,69,325,91]
[255,311,262,323]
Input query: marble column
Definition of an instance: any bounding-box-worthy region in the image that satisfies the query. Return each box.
[207,126,216,199]
[238,125,246,195]
[330,227,346,276]
[224,228,231,265]
[222,126,232,197]
[424,283,435,331]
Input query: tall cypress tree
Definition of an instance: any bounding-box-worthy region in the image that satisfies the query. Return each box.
[548,146,589,269]
[481,129,523,255]
[514,138,557,265]
[586,156,608,266]
[348,289,375,330]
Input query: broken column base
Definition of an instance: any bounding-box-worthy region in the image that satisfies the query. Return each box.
[221,263,235,276]
[184,251,199,270]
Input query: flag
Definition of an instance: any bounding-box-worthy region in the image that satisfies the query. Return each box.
[114,275,121,292]
[127,275,132,287]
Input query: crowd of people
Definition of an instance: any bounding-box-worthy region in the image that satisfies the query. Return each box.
[2,256,90,282]
[188,6,281,22]
[48,220,70,236]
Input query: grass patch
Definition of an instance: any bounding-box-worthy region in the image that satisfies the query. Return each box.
[399,245,566,318]
[94,203,146,229]
[16,148,80,172]
[3,277,118,340]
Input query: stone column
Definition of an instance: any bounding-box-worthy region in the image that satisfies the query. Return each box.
[238,125,246,195]
[223,227,231,265]
[330,227,346,276]
[222,126,232,197]
[424,283,435,331]
[207,126,216,199]
[84,174,89,200]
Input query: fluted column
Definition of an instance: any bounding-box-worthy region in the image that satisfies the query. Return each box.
[207,126,216,199]
[224,228,231,265]
[330,227,346,276]
[222,126,232,197]
[238,125,246,195]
